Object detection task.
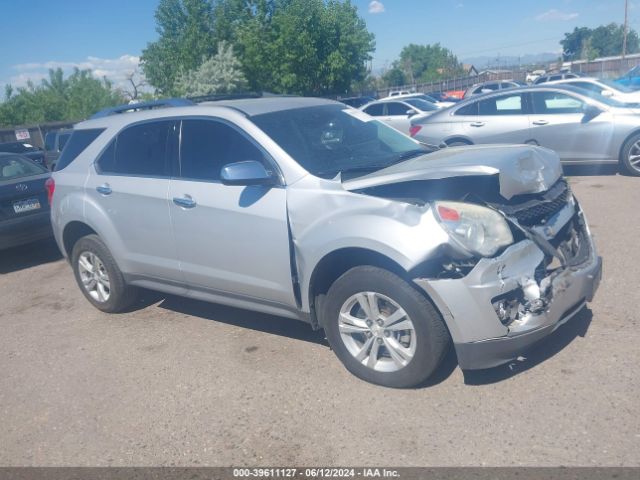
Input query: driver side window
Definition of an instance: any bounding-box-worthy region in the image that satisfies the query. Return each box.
[179,119,266,182]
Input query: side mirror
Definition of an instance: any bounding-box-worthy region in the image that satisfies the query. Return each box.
[220,160,277,186]
[406,109,418,118]
[582,104,603,123]
[601,90,614,97]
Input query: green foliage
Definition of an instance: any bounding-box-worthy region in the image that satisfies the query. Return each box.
[176,41,247,96]
[561,23,640,61]
[142,0,375,96]
[383,43,463,87]
[141,0,217,95]
[0,68,124,127]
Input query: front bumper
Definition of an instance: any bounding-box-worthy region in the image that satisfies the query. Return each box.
[415,206,602,370]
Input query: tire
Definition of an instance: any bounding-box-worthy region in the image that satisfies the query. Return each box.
[71,234,138,313]
[322,266,450,388]
[619,132,640,176]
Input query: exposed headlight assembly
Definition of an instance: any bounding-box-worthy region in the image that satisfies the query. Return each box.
[433,201,514,257]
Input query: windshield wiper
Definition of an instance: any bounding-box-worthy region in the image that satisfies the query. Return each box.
[396,148,430,161]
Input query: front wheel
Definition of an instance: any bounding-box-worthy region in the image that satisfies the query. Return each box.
[620,133,640,176]
[322,266,450,388]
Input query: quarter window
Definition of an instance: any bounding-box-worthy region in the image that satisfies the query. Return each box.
[56,129,105,171]
[179,119,265,181]
[97,121,176,177]
[455,102,479,116]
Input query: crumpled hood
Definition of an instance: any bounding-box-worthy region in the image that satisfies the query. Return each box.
[341,144,562,200]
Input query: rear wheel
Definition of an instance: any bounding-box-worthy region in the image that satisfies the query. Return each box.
[322,266,450,388]
[71,234,138,312]
[620,133,640,176]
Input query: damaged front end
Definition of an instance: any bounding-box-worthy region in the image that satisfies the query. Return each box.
[414,178,602,370]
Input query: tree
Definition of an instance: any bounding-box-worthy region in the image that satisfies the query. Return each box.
[141,0,217,95]
[238,0,375,95]
[561,23,640,61]
[175,41,247,96]
[142,0,375,96]
[0,68,124,127]
[383,43,463,87]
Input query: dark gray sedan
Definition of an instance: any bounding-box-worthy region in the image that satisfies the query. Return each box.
[410,85,640,176]
[0,153,52,250]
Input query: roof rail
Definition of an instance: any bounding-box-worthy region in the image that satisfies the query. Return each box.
[89,98,195,119]
[189,91,296,103]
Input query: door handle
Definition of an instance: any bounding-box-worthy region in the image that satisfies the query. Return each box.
[173,195,196,209]
[533,120,549,126]
[470,121,485,127]
[96,184,112,195]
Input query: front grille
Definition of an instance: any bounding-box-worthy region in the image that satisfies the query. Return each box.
[497,180,569,226]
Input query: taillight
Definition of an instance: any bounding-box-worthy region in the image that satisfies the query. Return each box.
[409,125,422,137]
[45,178,55,205]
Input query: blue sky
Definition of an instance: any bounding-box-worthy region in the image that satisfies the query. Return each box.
[0,0,633,92]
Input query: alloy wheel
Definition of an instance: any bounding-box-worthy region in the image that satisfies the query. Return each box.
[338,292,416,372]
[628,140,640,174]
[78,251,111,303]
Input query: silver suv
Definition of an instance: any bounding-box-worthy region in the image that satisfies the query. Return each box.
[50,97,602,388]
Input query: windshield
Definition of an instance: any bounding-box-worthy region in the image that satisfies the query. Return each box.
[569,87,636,108]
[0,155,47,180]
[404,98,439,111]
[600,78,634,93]
[251,104,430,179]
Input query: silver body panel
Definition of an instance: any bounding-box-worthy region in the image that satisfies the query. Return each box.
[51,98,601,370]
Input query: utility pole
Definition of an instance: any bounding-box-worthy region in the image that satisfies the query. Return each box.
[623,0,629,58]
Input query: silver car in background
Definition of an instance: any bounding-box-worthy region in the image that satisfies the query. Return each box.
[360,97,438,135]
[410,85,640,176]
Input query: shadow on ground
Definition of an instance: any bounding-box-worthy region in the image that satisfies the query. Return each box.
[0,238,62,275]
[132,290,593,388]
[150,292,328,347]
[563,164,619,177]
[463,307,593,385]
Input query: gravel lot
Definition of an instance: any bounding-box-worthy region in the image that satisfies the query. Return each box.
[1,166,639,467]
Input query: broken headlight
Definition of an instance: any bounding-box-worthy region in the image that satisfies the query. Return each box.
[433,201,514,257]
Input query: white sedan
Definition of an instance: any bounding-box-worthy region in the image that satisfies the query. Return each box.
[550,77,640,104]
[360,97,439,135]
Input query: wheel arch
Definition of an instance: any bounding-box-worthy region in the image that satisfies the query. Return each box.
[62,221,97,258]
[617,127,640,162]
[443,136,474,146]
[306,247,450,331]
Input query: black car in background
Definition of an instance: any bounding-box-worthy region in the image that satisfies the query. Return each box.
[0,153,52,250]
[44,129,72,171]
[0,142,46,167]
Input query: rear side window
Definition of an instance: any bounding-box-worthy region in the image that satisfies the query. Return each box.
[97,121,176,177]
[179,119,265,181]
[386,102,409,115]
[44,132,56,151]
[55,129,104,171]
[363,104,384,116]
